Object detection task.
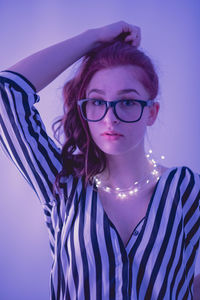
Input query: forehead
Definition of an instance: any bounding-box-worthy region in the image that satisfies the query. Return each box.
[86,65,148,95]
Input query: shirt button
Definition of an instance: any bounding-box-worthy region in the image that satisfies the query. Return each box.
[133,230,139,236]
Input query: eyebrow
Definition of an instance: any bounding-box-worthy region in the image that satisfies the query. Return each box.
[88,88,140,96]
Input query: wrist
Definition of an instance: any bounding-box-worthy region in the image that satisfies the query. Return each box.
[82,28,101,51]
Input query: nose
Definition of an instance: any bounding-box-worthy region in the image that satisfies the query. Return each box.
[103,106,119,124]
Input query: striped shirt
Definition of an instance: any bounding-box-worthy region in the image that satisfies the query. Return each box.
[0,70,200,300]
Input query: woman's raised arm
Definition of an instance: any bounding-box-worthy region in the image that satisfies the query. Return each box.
[7,21,141,92]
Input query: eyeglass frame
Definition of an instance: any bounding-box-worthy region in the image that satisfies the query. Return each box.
[77,98,155,123]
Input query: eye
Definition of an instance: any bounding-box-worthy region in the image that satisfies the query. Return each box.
[120,99,136,106]
[90,99,105,106]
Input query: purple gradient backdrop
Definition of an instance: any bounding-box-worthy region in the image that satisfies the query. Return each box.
[0,0,200,299]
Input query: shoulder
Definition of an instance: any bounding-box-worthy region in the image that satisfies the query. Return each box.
[178,166,200,184]
[0,70,37,94]
[159,165,200,190]
[159,166,199,215]
[160,164,199,178]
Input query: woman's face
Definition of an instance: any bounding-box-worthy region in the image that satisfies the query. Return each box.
[85,65,159,156]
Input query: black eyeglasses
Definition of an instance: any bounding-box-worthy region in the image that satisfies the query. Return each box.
[77,98,154,123]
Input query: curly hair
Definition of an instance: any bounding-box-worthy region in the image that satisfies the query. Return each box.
[52,39,159,195]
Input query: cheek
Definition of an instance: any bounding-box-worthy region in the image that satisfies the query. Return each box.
[126,117,148,133]
[88,123,97,136]
[125,124,147,144]
[88,123,100,144]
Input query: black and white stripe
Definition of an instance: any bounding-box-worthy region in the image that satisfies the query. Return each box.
[0,71,199,299]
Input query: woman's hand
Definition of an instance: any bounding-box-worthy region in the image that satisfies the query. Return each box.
[95,21,141,47]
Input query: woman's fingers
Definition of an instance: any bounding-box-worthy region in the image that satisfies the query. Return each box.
[124,25,141,47]
[96,21,141,47]
[119,22,141,46]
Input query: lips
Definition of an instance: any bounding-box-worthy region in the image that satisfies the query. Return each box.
[101,131,123,136]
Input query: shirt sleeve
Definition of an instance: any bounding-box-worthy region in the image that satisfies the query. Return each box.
[181,167,200,254]
[0,70,64,202]
[0,70,65,256]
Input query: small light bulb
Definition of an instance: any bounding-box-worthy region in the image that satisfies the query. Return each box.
[118,193,126,199]
[152,170,158,175]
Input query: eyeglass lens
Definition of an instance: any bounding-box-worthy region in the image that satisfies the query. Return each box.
[82,99,142,122]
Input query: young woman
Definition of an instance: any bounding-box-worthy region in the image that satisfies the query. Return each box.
[0,21,199,300]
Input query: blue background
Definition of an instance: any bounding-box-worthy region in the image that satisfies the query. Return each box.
[0,0,200,299]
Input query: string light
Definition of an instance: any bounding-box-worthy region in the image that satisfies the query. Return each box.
[93,150,165,199]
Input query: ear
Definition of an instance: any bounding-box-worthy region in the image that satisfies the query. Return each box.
[147,102,160,126]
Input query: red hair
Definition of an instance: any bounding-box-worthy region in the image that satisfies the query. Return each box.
[52,40,159,195]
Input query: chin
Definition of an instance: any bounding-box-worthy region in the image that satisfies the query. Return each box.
[97,143,129,156]
[92,135,144,156]
[97,140,145,157]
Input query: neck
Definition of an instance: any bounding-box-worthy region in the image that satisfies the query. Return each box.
[99,147,154,190]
